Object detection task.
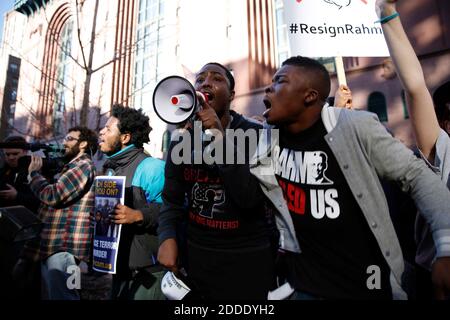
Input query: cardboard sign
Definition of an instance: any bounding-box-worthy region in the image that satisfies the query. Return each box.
[282,0,389,57]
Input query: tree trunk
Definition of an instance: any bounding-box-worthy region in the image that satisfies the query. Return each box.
[79,0,99,126]
[80,70,92,125]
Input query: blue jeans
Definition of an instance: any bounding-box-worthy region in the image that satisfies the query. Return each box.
[41,252,80,300]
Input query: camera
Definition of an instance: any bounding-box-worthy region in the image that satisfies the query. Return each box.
[0,142,65,176]
[0,142,65,184]
[17,156,65,174]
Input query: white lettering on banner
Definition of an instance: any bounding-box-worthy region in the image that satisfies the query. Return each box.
[275,149,341,219]
[93,249,108,258]
[282,0,389,57]
[275,150,333,186]
[310,189,340,219]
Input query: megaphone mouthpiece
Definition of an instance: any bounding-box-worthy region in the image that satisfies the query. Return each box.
[171,96,180,105]
[170,94,194,111]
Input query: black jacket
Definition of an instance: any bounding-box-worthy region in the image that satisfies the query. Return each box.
[103,146,165,278]
[159,110,271,251]
[0,165,40,212]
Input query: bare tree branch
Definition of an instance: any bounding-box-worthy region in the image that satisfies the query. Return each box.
[41,4,86,70]
[80,0,100,125]
[91,54,117,73]
[2,40,77,92]
[75,0,88,70]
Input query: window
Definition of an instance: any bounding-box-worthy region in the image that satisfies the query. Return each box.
[274,0,289,67]
[53,20,74,136]
[9,63,18,73]
[10,90,17,102]
[133,0,167,110]
[368,91,388,122]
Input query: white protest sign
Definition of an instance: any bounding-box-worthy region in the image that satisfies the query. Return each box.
[282,0,389,57]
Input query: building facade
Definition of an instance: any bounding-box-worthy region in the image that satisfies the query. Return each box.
[0,0,449,159]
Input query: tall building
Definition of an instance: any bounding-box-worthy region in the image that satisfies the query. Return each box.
[0,0,449,158]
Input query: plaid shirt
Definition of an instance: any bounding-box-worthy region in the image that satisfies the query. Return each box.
[27,153,96,262]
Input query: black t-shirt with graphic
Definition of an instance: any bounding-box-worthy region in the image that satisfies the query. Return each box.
[164,111,270,251]
[183,164,269,250]
[275,118,392,299]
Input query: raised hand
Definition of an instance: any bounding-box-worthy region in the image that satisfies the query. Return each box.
[375,0,397,18]
[334,84,353,109]
[28,155,43,174]
[195,92,224,134]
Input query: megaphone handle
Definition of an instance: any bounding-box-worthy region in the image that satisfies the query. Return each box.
[196,91,208,108]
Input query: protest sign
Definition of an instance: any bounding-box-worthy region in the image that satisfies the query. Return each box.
[92,176,125,274]
[282,0,389,57]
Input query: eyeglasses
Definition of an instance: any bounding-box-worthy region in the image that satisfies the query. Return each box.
[63,136,79,142]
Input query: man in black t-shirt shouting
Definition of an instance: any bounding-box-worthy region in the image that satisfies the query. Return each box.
[250,56,450,299]
[157,62,274,300]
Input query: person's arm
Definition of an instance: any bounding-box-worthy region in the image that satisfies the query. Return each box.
[377,0,440,160]
[333,84,353,109]
[114,158,165,228]
[357,111,450,299]
[28,156,95,207]
[157,141,187,272]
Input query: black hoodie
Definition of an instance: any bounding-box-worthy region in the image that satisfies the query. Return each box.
[159,110,271,250]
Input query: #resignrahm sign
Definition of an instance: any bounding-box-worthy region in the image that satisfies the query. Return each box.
[282,0,389,57]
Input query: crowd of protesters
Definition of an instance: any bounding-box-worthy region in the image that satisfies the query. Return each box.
[0,0,449,300]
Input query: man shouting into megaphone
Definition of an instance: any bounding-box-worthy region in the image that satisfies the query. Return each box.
[158,62,276,300]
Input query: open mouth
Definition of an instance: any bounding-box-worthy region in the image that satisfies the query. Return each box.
[201,91,214,103]
[262,98,272,118]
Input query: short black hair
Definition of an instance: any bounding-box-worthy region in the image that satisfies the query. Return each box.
[68,126,98,156]
[282,56,331,102]
[111,104,151,148]
[433,81,450,121]
[204,62,235,91]
[4,135,27,144]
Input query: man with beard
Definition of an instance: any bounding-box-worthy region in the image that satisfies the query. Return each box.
[99,105,165,300]
[26,126,97,299]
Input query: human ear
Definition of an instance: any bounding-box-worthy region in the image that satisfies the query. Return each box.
[304,89,319,105]
[79,141,88,151]
[229,90,235,102]
[121,133,131,145]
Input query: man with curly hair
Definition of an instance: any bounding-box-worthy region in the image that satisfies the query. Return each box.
[99,104,165,300]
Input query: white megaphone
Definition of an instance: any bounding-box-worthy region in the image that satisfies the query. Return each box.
[153,76,207,125]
